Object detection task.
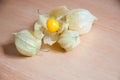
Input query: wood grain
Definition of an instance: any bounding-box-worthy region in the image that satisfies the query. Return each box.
[0,0,120,80]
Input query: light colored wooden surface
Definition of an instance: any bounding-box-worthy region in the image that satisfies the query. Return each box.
[0,0,120,80]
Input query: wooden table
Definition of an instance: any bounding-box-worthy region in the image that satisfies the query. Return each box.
[0,0,120,80]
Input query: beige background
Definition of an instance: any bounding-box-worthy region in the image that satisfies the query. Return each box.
[0,0,120,80]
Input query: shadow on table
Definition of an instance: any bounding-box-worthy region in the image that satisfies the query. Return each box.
[117,0,120,5]
[0,0,4,4]
[2,37,65,58]
[1,36,24,58]
[50,43,65,53]
[2,42,21,58]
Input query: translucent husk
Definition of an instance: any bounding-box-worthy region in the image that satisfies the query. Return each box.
[14,30,43,56]
[66,9,97,35]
